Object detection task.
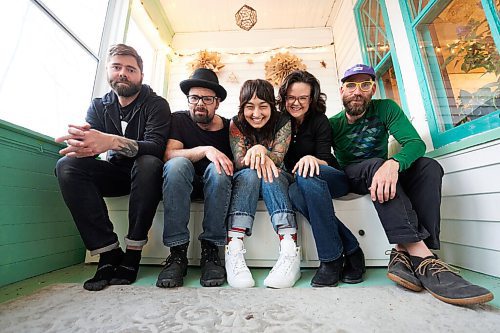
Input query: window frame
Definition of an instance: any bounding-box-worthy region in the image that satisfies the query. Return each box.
[399,0,500,149]
[354,0,409,115]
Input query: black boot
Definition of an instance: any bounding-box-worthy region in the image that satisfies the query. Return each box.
[341,247,366,284]
[110,249,142,285]
[84,247,123,291]
[311,256,344,287]
[200,240,226,287]
[156,243,189,288]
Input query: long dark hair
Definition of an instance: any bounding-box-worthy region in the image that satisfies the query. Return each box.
[237,79,279,147]
[278,70,327,115]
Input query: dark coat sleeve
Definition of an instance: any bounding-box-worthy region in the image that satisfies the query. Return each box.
[136,97,171,159]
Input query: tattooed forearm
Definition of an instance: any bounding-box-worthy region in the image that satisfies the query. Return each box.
[114,137,139,157]
[229,121,248,170]
[268,121,291,167]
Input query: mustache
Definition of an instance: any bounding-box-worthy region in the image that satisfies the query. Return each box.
[345,95,364,103]
[194,107,207,112]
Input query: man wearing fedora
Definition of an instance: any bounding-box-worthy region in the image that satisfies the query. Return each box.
[157,68,233,288]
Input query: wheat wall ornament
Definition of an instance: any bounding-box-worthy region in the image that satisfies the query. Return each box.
[265,52,307,86]
[188,50,225,74]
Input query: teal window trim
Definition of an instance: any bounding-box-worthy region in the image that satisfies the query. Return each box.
[426,126,500,158]
[399,0,500,150]
[354,0,410,116]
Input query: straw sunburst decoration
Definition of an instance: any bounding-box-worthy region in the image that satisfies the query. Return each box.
[265,52,306,86]
[188,50,225,74]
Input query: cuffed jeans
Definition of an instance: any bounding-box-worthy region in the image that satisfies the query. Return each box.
[227,168,296,235]
[55,155,164,255]
[288,165,359,262]
[345,157,443,249]
[162,157,232,247]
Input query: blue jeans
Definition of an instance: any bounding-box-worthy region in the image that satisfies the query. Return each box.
[162,157,232,247]
[288,165,359,261]
[227,168,296,235]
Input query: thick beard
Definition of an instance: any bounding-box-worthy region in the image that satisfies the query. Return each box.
[110,78,142,97]
[191,107,214,124]
[343,95,370,117]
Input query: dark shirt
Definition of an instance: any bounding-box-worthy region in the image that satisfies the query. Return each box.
[169,111,232,175]
[86,84,171,165]
[284,112,339,171]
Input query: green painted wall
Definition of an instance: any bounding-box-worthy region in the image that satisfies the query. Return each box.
[0,120,85,287]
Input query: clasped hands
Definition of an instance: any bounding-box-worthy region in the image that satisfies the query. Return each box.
[55,123,112,158]
[244,145,279,182]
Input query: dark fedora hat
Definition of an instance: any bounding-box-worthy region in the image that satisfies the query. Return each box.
[180,68,227,101]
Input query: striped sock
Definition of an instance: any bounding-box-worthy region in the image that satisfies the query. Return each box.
[228,227,246,242]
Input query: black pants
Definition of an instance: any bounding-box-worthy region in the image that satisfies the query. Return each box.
[344,157,444,249]
[55,155,163,253]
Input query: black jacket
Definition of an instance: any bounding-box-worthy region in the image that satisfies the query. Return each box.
[86,84,171,164]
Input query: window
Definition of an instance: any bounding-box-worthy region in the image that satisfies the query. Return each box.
[403,0,499,148]
[0,0,108,137]
[355,0,404,108]
[126,0,170,96]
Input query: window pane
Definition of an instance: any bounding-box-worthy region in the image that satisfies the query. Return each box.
[408,0,431,20]
[379,64,401,106]
[0,0,97,137]
[126,17,155,87]
[40,0,108,54]
[359,0,390,67]
[416,0,499,132]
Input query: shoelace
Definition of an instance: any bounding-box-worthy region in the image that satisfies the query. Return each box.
[270,249,297,274]
[416,258,460,276]
[386,249,413,271]
[201,246,221,265]
[231,249,249,273]
[163,252,185,267]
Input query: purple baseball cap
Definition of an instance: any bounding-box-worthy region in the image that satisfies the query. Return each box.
[341,64,376,82]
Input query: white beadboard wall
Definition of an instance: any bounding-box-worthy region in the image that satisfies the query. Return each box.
[436,140,500,277]
[330,0,500,277]
[166,28,343,119]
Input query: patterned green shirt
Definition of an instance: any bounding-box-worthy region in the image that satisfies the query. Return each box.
[329,99,426,171]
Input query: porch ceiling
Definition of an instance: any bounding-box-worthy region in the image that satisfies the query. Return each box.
[159,0,338,33]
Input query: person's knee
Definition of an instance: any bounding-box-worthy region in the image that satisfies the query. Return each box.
[55,156,83,181]
[415,157,444,179]
[163,157,192,178]
[133,155,163,174]
[205,162,232,185]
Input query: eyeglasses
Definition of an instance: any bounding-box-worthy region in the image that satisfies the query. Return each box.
[286,95,310,104]
[187,95,218,105]
[342,81,374,92]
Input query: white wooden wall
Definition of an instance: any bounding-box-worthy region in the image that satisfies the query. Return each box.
[166,28,342,119]
[437,141,500,277]
[331,0,500,277]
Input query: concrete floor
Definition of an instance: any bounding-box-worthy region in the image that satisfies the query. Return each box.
[1,264,499,308]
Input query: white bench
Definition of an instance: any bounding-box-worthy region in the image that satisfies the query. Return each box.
[86,194,390,267]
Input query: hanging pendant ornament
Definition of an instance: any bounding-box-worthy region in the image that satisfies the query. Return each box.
[235,5,257,31]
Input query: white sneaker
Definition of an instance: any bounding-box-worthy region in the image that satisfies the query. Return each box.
[225,238,255,288]
[264,236,301,288]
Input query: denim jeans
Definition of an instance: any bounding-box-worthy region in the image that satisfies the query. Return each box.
[162,157,232,247]
[288,165,359,262]
[55,155,164,255]
[227,168,296,235]
[345,157,443,249]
